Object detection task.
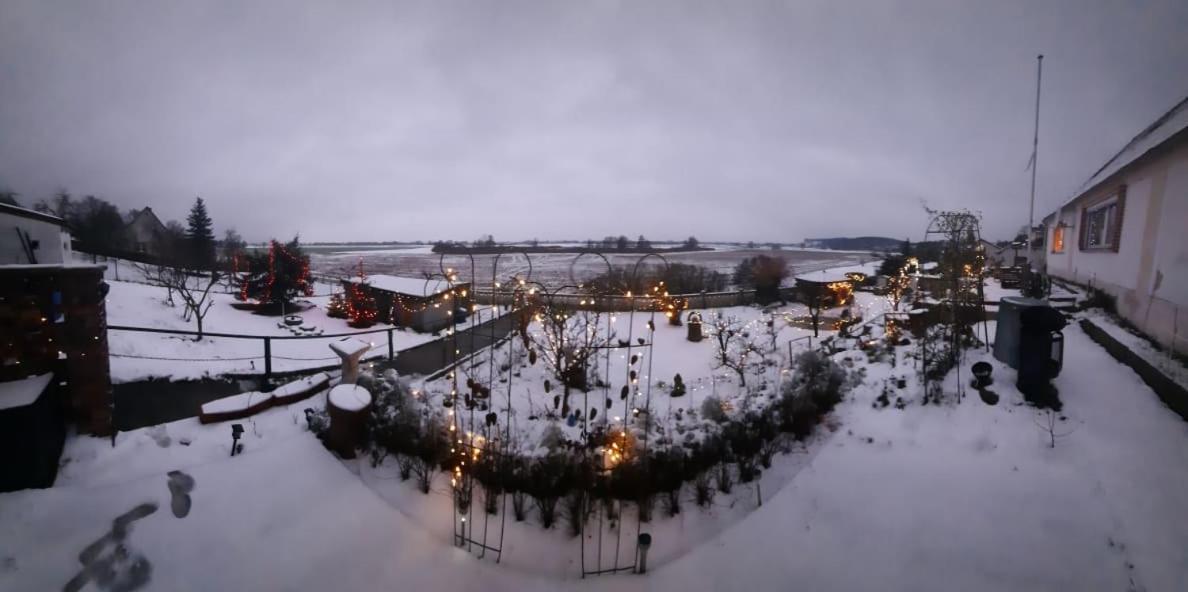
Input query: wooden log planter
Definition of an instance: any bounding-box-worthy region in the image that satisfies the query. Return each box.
[199,372,331,424]
[326,384,372,459]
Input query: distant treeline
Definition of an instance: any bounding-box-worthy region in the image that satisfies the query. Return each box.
[804,236,906,251]
[432,234,709,254]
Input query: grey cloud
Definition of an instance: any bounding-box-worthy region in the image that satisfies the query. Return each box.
[1,0,1186,242]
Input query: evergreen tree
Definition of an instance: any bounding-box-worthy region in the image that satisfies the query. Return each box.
[70,195,126,256]
[0,189,19,206]
[186,197,216,269]
[242,236,312,310]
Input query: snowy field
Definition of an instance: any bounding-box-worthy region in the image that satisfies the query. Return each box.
[3,315,1187,590]
[310,246,873,287]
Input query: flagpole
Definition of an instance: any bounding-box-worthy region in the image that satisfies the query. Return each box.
[1027,54,1043,265]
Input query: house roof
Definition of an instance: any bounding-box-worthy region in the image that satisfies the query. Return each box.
[127,206,167,231]
[794,270,853,284]
[348,274,456,296]
[1058,95,1188,211]
[0,202,67,227]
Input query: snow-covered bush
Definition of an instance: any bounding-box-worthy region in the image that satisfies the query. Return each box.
[539,422,566,452]
[362,370,421,466]
[525,454,574,529]
[700,395,728,423]
[777,350,849,439]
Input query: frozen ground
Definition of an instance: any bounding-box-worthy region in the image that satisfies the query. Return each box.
[103,278,499,383]
[3,311,1187,590]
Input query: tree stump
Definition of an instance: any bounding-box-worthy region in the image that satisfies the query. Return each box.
[326,384,372,459]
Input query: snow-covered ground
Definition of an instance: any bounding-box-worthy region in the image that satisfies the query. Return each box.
[416,293,880,461]
[4,307,1187,590]
[104,279,498,383]
[1083,310,1188,391]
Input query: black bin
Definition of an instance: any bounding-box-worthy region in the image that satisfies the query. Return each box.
[1017,306,1066,405]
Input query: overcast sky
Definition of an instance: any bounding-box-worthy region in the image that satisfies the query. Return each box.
[2,1,1186,243]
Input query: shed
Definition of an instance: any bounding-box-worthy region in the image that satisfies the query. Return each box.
[344,274,470,333]
[794,270,855,307]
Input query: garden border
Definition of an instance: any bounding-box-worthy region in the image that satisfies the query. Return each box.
[1079,318,1188,421]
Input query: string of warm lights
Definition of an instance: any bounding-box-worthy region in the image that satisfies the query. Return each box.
[346,259,378,327]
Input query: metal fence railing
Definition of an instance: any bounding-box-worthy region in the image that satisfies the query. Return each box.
[108,312,516,381]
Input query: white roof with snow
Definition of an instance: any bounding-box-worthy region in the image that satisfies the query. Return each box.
[349,274,451,296]
[795,270,854,283]
[0,372,52,410]
[1062,95,1188,208]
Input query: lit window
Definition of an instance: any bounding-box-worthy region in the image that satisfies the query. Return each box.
[1051,226,1065,254]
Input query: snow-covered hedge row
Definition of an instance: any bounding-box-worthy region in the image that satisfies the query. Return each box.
[337,352,853,535]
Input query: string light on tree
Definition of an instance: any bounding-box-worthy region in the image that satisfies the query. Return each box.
[346,259,378,328]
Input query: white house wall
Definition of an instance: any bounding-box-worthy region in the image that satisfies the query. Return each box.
[1046,140,1188,355]
[0,214,72,265]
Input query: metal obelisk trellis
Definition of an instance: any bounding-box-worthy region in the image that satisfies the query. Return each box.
[920,211,990,403]
[580,253,668,578]
[445,251,526,562]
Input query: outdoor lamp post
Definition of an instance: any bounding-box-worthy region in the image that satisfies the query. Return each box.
[230,423,244,456]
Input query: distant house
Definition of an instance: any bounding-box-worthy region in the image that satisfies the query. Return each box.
[978,239,1007,268]
[125,207,168,256]
[344,275,471,333]
[1042,96,1188,355]
[0,202,73,265]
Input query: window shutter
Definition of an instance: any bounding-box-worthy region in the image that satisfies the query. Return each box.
[1110,185,1126,252]
[1079,206,1089,250]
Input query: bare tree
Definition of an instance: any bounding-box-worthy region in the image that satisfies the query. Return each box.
[709,312,761,387]
[1035,409,1076,448]
[800,283,830,338]
[885,268,912,312]
[136,262,220,340]
[532,302,609,413]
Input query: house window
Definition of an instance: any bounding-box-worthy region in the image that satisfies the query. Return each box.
[1051,226,1065,254]
[1084,200,1117,249]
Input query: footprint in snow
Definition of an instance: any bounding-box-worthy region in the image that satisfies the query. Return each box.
[63,502,157,592]
[167,470,196,519]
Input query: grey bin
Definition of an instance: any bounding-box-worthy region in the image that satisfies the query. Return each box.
[993,296,1048,369]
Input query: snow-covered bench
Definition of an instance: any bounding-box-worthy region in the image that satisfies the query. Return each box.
[199,372,331,424]
[271,372,332,406]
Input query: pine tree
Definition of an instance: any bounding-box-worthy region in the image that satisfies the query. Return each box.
[326,292,348,318]
[346,261,378,327]
[186,197,216,269]
[241,237,312,310]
